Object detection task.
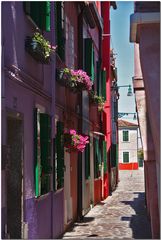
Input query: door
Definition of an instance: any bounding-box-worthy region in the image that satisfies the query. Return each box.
[64,149,72,225]
[6,113,23,238]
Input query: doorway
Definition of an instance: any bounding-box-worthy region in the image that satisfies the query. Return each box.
[64,149,72,225]
[6,112,23,238]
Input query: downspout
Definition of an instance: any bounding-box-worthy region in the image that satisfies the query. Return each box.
[51,2,56,238]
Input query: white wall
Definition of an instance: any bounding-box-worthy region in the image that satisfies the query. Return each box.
[118,128,138,163]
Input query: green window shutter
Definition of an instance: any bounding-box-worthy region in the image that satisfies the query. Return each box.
[55,2,65,60]
[94,138,99,178]
[103,141,107,173]
[24,2,51,31]
[34,108,41,197]
[23,2,31,15]
[56,121,64,189]
[85,143,90,180]
[123,152,129,163]
[116,144,118,166]
[40,113,51,195]
[96,60,101,96]
[101,69,106,100]
[84,38,95,82]
[123,130,129,141]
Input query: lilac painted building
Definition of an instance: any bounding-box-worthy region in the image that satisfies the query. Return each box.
[1,2,64,238]
[130,2,160,238]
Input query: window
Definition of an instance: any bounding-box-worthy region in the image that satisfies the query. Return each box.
[123,130,129,142]
[84,38,95,83]
[103,141,107,173]
[55,2,65,61]
[23,2,51,31]
[65,16,75,68]
[34,108,52,197]
[123,152,129,163]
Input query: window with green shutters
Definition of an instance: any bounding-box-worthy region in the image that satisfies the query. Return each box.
[85,142,90,180]
[123,130,129,142]
[94,138,101,178]
[23,2,51,31]
[123,152,129,163]
[55,2,65,61]
[96,60,101,96]
[34,108,52,197]
[84,38,95,83]
[55,121,64,190]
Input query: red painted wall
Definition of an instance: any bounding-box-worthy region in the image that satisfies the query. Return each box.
[94,178,102,205]
[102,2,111,198]
[119,163,139,170]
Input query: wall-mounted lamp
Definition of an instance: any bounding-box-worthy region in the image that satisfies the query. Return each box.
[118,112,137,120]
[111,84,133,97]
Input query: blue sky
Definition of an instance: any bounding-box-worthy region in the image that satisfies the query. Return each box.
[110,2,137,121]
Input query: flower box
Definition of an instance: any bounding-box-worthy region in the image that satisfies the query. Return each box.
[89,91,105,112]
[25,32,56,64]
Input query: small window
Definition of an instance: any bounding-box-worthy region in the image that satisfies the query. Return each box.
[123,130,129,142]
[123,152,129,163]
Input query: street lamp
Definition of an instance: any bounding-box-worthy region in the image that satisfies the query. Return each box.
[111,84,133,97]
[118,112,137,120]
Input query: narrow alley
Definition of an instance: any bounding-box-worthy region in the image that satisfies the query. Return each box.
[62,169,152,239]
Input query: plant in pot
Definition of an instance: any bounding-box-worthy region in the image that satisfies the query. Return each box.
[64,129,89,153]
[89,90,105,112]
[25,32,57,64]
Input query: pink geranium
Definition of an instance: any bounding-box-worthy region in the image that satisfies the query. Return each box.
[65,129,89,152]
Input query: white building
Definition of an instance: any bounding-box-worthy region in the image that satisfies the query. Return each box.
[118,120,138,170]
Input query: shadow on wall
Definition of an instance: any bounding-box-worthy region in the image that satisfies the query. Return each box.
[121,192,152,239]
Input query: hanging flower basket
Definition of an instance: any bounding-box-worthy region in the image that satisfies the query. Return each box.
[64,129,89,153]
[56,68,93,93]
[25,32,56,64]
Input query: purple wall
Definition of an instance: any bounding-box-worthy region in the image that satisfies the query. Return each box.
[2,2,64,238]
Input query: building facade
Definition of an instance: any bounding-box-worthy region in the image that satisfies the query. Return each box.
[2,1,118,239]
[130,2,160,238]
[118,120,138,170]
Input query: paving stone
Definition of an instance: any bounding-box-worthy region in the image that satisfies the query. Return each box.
[62,168,152,239]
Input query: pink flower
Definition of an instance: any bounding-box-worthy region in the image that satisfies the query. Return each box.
[70,129,77,135]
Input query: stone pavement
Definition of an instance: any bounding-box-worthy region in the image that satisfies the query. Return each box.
[62,168,152,239]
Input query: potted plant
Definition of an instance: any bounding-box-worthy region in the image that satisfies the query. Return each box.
[89,90,105,112]
[25,32,56,64]
[64,129,89,153]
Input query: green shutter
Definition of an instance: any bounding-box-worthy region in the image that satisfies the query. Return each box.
[24,2,51,31]
[96,60,101,96]
[55,2,65,60]
[40,113,51,194]
[23,2,31,15]
[116,144,118,166]
[85,143,90,180]
[94,138,100,178]
[101,69,106,100]
[56,121,64,189]
[123,131,129,141]
[123,152,129,163]
[103,141,107,173]
[85,38,95,82]
[34,108,41,197]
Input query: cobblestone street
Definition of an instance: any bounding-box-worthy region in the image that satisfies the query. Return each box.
[62,168,152,239]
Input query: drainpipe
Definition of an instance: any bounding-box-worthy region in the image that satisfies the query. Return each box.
[130,12,160,42]
[51,2,56,238]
